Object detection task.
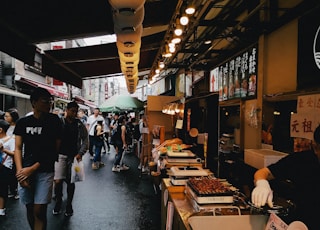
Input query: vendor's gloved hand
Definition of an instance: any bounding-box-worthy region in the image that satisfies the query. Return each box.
[251,179,273,208]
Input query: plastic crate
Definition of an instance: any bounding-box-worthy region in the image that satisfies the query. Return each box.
[244,149,288,169]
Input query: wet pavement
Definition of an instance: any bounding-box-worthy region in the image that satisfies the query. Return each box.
[0,147,161,230]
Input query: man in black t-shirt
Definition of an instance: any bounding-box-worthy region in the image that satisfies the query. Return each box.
[14,87,63,230]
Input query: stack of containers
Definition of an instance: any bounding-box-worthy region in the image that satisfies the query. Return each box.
[109,0,145,94]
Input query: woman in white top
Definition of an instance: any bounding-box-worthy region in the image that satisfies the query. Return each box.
[4,108,20,199]
[4,108,19,137]
[0,119,15,216]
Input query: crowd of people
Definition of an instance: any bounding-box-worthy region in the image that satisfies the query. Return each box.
[0,87,145,230]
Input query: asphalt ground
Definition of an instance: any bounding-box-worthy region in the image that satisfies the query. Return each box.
[0,146,161,230]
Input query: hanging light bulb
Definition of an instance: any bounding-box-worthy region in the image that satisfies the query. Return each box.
[174,18,183,36]
[180,15,189,26]
[185,5,195,15]
[159,62,165,69]
[171,36,181,44]
[174,25,183,36]
[169,45,175,53]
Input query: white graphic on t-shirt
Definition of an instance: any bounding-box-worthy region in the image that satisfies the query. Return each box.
[313,25,320,69]
[26,127,42,134]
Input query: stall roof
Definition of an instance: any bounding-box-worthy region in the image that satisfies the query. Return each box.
[0,0,319,89]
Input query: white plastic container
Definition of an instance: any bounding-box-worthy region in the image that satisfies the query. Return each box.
[244,149,288,169]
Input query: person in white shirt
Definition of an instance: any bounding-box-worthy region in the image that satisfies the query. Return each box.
[86,108,104,159]
[0,119,15,216]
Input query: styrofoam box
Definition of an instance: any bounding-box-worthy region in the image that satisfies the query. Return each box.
[244,149,288,169]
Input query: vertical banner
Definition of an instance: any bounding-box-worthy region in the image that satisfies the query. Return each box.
[214,45,257,101]
[210,67,219,92]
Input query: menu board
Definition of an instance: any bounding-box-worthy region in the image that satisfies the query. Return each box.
[210,45,258,101]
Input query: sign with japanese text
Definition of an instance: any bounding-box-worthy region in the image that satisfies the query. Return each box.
[291,94,320,140]
[209,44,258,101]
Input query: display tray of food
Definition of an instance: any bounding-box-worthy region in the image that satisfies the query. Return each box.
[170,176,189,186]
[166,158,200,164]
[188,214,268,230]
[186,177,235,204]
[170,166,209,177]
[167,149,196,158]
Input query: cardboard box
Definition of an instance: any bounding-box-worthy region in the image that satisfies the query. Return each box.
[244,149,288,169]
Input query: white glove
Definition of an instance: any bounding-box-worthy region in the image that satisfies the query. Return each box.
[251,179,273,208]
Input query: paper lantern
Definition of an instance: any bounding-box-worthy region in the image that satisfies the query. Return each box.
[109,0,145,14]
[116,40,141,54]
[118,51,140,63]
[121,65,138,75]
[116,24,143,44]
[113,7,144,30]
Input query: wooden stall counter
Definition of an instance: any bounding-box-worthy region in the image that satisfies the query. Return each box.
[161,178,194,230]
[161,178,269,230]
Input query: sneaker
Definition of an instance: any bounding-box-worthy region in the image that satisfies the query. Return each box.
[52,201,62,215]
[138,163,142,170]
[65,205,73,217]
[99,161,105,167]
[0,208,6,216]
[141,166,146,173]
[92,162,99,170]
[8,194,14,198]
[112,165,120,172]
[52,205,61,216]
[14,194,20,200]
[120,164,130,171]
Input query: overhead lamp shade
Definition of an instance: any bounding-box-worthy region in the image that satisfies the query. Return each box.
[120,59,139,67]
[113,7,144,30]
[119,51,140,63]
[121,65,138,75]
[126,76,139,86]
[116,40,141,54]
[116,24,143,44]
[125,73,139,79]
[109,0,145,14]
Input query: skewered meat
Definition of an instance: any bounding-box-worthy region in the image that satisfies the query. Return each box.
[188,177,232,195]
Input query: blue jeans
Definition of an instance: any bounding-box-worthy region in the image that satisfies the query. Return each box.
[93,139,104,163]
[113,142,124,166]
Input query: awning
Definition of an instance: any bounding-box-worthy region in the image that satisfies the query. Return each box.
[15,76,69,99]
[0,85,30,99]
[74,95,96,108]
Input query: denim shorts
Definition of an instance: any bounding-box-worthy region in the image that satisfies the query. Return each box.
[18,172,54,205]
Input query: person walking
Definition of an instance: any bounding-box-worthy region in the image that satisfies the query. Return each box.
[14,87,63,230]
[4,108,20,199]
[251,125,320,230]
[86,108,104,160]
[109,112,119,147]
[111,115,129,172]
[138,114,149,173]
[0,119,15,216]
[102,112,111,154]
[52,101,88,217]
[92,119,105,169]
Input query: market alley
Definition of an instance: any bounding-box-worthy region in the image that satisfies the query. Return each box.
[0,147,161,230]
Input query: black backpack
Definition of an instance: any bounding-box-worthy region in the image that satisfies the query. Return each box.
[133,124,141,140]
[111,123,122,144]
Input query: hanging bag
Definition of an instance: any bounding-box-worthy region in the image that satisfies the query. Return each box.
[71,157,85,183]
